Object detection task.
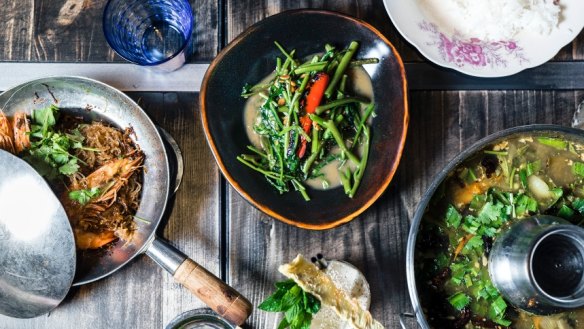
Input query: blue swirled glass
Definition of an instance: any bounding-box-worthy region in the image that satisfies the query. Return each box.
[103,0,193,71]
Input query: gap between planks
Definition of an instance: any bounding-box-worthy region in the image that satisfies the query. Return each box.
[0,63,209,92]
[0,62,583,92]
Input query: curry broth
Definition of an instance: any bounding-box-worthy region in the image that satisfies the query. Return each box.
[243,66,374,190]
[416,133,584,329]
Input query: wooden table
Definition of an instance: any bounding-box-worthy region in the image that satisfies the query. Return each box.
[1,1,583,328]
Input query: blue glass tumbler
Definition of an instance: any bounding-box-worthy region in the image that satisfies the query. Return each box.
[103,0,193,72]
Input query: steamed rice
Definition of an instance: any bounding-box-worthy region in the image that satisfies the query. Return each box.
[418,0,561,40]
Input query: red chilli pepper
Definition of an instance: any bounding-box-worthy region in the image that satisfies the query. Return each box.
[297,73,329,158]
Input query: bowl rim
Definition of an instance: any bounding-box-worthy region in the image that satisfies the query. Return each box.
[200,8,409,230]
[406,124,584,328]
[381,0,584,78]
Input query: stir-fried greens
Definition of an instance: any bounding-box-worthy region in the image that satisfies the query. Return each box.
[239,41,377,201]
[417,134,584,329]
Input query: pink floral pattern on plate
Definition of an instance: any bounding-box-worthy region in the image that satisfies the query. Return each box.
[419,21,529,69]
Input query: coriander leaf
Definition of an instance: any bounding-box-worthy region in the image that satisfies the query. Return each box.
[462,235,483,255]
[31,104,58,135]
[59,159,79,175]
[461,215,480,234]
[68,187,101,205]
[477,202,504,224]
[445,204,462,228]
[515,194,537,217]
[25,105,94,178]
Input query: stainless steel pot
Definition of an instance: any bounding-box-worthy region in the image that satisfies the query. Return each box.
[404,124,584,329]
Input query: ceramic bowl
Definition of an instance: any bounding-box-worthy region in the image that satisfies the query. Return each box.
[200,9,408,229]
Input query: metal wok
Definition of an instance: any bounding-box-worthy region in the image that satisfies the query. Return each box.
[404,124,584,329]
[0,76,251,325]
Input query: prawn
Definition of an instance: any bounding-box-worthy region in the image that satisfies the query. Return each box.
[74,229,117,250]
[69,154,143,249]
[84,155,144,206]
[0,111,15,154]
[12,112,30,154]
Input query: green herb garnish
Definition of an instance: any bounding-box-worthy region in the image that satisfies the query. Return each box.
[537,137,567,150]
[448,292,470,311]
[258,279,321,329]
[69,187,101,205]
[573,162,584,177]
[26,105,92,178]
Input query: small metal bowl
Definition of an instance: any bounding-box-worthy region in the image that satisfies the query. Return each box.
[165,309,236,329]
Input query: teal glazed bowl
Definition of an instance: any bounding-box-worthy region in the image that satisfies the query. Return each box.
[200,9,408,229]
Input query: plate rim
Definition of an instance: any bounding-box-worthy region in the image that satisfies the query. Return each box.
[382,0,584,78]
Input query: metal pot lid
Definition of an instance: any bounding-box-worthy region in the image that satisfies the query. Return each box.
[0,150,75,318]
[165,308,236,329]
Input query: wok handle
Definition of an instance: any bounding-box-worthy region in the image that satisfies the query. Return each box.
[174,258,253,326]
[146,238,252,326]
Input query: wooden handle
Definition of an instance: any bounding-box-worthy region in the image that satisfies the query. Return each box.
[174,258,252,325]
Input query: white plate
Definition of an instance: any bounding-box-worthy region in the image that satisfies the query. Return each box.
[383,0,584,77]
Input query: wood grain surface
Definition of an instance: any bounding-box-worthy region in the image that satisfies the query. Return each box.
[0,0,218,62]
[0,0,584,328]
[0,93,221,329]
[226,90,584,328]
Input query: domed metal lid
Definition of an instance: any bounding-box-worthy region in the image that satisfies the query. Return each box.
[0,150,76,318]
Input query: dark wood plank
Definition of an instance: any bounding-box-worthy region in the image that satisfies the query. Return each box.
[0,92,221,328]
[226,0,584,62]
[226,90,584,328]
[406,62,584,90]
[0,0,218,62]
[225,0,422,62]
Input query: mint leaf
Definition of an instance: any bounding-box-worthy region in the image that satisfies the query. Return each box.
[303,291,320,315]
[258,280,320,329]
[275,279,296,290]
